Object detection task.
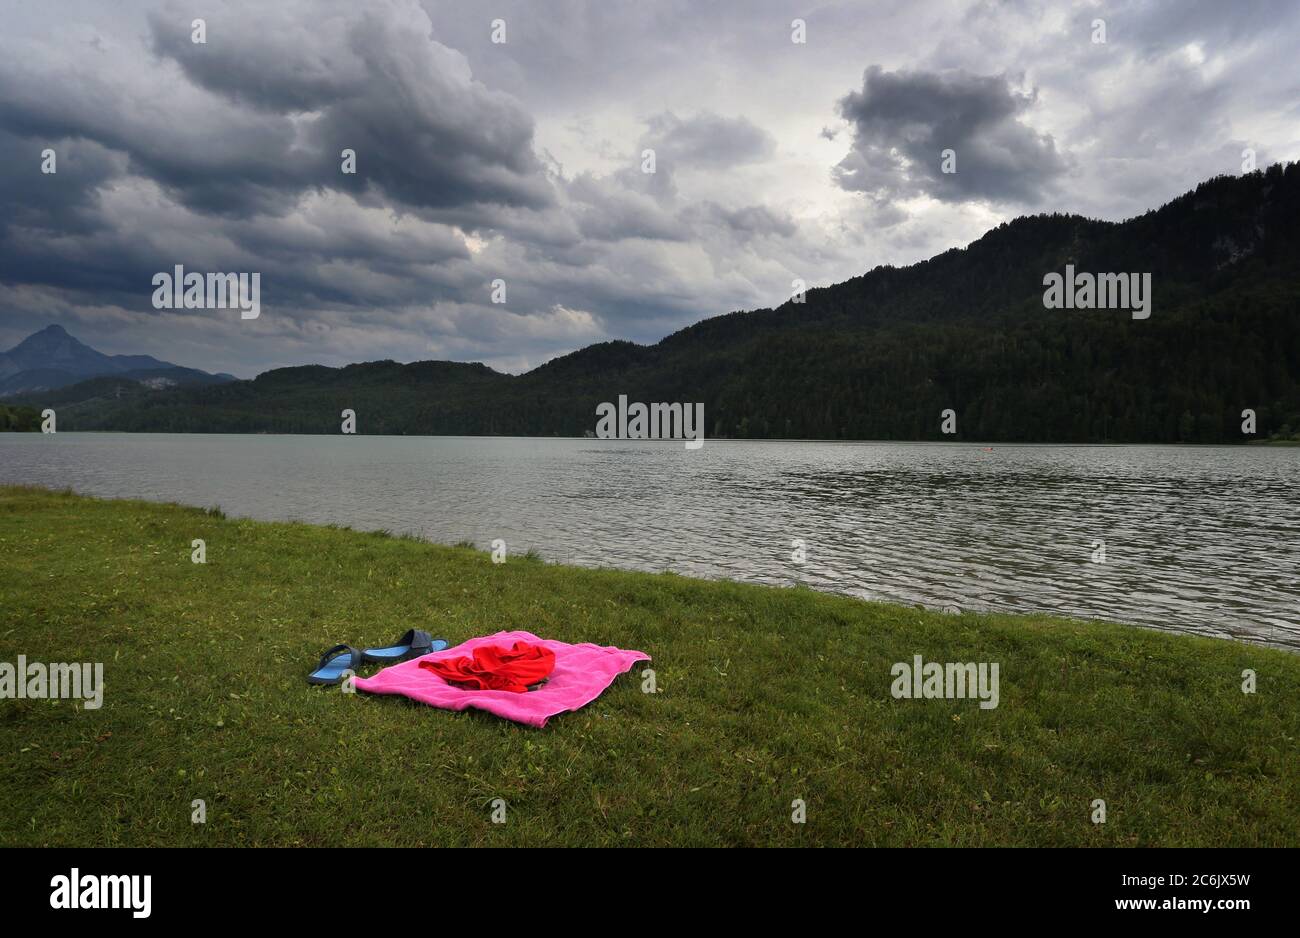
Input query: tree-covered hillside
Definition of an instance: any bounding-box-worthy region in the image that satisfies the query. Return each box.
[32,163,1300,443]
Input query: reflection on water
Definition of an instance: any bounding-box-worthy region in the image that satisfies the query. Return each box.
[3,433,1297,650]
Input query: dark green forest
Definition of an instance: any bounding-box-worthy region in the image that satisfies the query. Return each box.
[24,163,1300,443]
[0,403,40,431]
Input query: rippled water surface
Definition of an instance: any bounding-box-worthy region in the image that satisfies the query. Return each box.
[3,433,1297,649]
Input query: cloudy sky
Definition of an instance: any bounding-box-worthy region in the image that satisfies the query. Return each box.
[1,0,1296,377]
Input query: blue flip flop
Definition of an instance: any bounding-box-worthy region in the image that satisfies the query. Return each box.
[362,629,448,664]
[306,644,362,685]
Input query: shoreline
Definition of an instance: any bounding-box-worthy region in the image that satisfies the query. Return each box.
[4,427,1298,446]
[2,484,1297,847]
[1,477,1294,654]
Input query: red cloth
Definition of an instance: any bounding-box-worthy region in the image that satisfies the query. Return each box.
[418,640,556,694]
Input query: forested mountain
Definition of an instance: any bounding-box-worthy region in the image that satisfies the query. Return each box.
[0,324,235,396]
[25,163,1300,443]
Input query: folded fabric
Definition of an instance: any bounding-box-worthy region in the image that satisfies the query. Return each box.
[419,640,555,693]
[353,630,649,728]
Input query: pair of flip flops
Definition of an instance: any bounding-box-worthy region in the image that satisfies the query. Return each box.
[307,629,449,685]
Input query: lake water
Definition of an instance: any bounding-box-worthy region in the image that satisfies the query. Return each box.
[2,433,1297,650]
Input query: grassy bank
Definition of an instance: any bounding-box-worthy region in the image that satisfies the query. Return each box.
[1,485,1296,847]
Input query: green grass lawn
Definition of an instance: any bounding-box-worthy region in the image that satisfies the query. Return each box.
[1,485,1297,847]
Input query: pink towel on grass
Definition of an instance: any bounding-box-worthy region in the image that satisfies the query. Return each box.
[353,630,650,728]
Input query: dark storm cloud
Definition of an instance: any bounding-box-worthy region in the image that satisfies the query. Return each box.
[640,112,776,168]
[683,202,798,240]
[0,0,559,322]
[0,48,321,220]
[145,11,366,114]
[0,0,805,377]
[0,131,123,236]
[146,3,553,215]
[1,0,1292,376]
[567,169,684,242]
[834,66,1068,206]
